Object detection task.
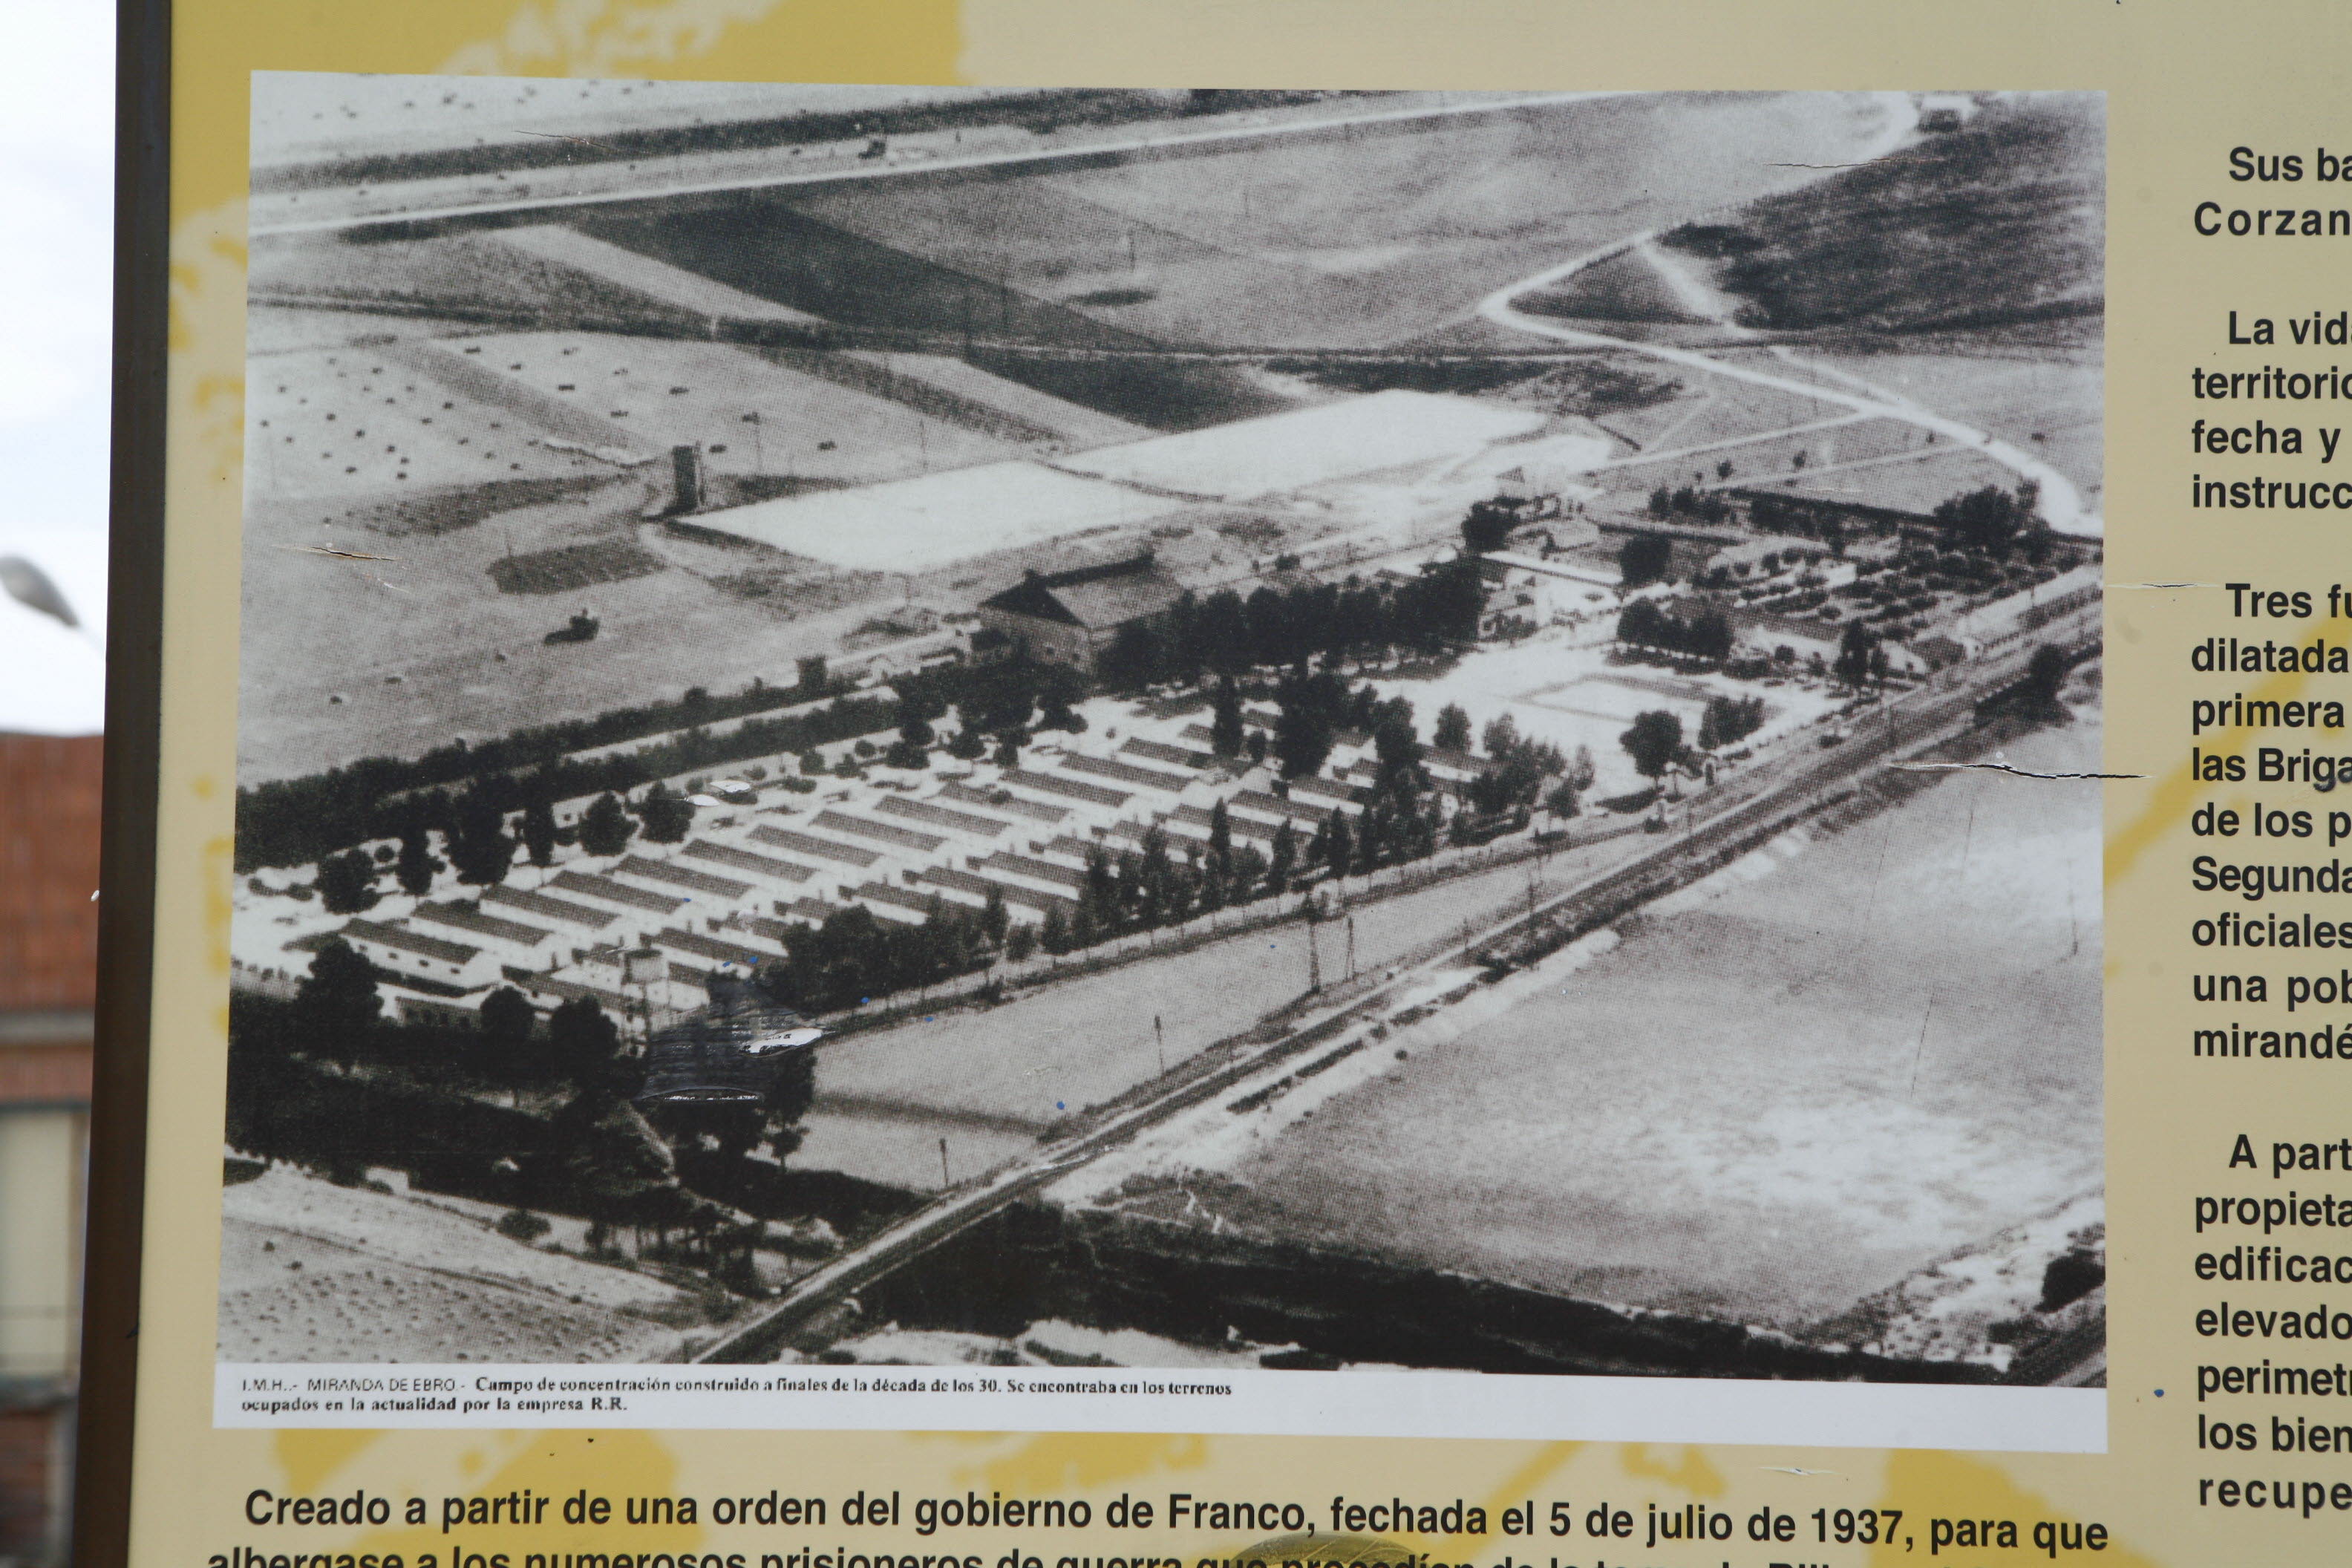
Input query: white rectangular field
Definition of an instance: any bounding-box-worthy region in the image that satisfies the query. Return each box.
[1054,389,1546,500]
[682,460,1187,569]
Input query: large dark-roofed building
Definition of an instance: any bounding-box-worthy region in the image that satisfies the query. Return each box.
[975,552,1183,675]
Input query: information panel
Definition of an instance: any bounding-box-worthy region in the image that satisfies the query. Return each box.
[77,4,2352,1568]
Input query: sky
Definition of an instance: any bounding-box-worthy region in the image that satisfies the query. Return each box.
[0,4,115,734]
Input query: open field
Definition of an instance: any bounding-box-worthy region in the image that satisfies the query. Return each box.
[219,1166,698,1362]
[1803,347,2103,506]
[786,92,1910,353]
[1756,446,2043,516]
[1206,710,2102,1332]
[235,467,882,780]
[683,460,1186,570]
[250,229,708,328]
[794,823,1661,1190]
[246,343,623,502]
[437,330,1012,482]
[1659,94,2103,336]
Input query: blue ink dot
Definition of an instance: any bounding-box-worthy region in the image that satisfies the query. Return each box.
[1056,1101,1065,1110]
[2155,1389,2165,1397]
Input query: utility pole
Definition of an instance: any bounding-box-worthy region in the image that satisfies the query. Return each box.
[939,1137,950,1187]
[1306,901,1322,993]
[1345,915,1356,981]
[1154,1013,1166,1075]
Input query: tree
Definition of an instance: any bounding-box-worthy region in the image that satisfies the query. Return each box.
[945,725,986,761]
[2022,643,2070,713]
[1834,621,1881,689]
[1207,797,1234,877]
[636,781,694,844]
[1433,703,1472,753]
[1273,688,1336,780]
[578,792,633,858]
[1268,817,1298,894]
[981,883,1010,947]
[520,799,559,868]
[1481,713,1521,759]
[548,996,624,1086]
[552,1090,676,1237]
[1209,676,1244,759]
[1099,623,1166,691]
[1006,921,1038,962]
[479,985,535,1065]
[316,849,380,915]
[993,732,1023,769]
[1933,483,2036,557]
[1620,709,1684,783]
[293,940,381,1063]
[1323,811,1354,882]
[1039,902,1073,956]
[1620,533,1673,588]
[1035,664,1088,730]
[762,1042,818,1162]
[393,829,440,897]
[446,781,515,887]
[1461,498,1516,555]
[1373,711,1423,783]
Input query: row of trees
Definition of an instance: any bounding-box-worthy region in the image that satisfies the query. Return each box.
[1695,693,1768,751]
[1932,483,2057,561]
[1091,565,1486,693]
[1616,597,1736,663]
[313,776,699,911]
[1646,484,1734,526]
[240,685,895,874]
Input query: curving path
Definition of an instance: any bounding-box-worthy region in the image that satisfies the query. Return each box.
[1472,96,2101,538]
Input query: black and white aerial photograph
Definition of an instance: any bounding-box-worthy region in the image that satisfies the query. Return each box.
[222,77,2106,1388]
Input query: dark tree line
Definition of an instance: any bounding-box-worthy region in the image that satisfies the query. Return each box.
[1696,694,1768,750]
[758,895,1009,1016]
[1646,486,1732,526]
[892,656,1089,755]
[1616,597,1735,663]
[1620,532,1676,587]
[239,687,895,873]
[1932,483,2054,561]
[1091,564,1487,693]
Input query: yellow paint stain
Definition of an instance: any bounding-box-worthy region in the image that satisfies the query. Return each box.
[1869,1450,2160,1568]
[979,1431,1211,1493]
[2107,664,2306,889]
[1621,1443,1727,1498]
[205,834,235,975]
[274,1430,384,1495]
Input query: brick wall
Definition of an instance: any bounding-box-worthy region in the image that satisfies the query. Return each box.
[0,1405,61,1564]
[0,734,98,1568]
[0,734,101,1013]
